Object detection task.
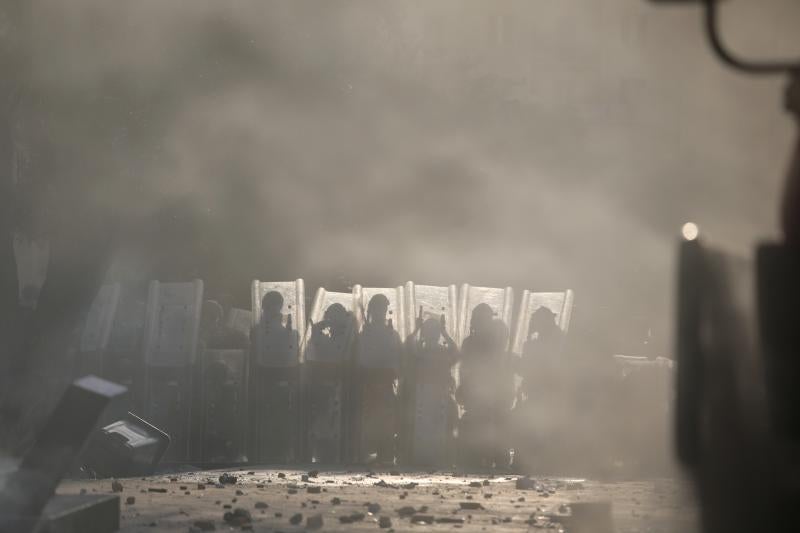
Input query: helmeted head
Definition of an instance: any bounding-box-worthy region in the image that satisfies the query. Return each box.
[420,317,442,345]
[366,293,390,324]
[324,302,350,333]
[529,306,558,338]
[470,303,494,335]
[261,291,284,322]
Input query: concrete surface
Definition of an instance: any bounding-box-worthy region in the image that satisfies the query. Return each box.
[58,467,699,532]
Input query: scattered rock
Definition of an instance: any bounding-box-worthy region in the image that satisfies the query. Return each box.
[306,514,323,529]
[219,473,237,485]
[482,480,490,486]
[307,486,321,494]
[331,497,342,505]
[235,489,244,496]
[436,517,464,524]
[197,484,206,490]
[193,520,216,531]
[459,502,483,510]
[379,516,392,528]
[301,474,309,482]
[308,469,319,478]
[374,479,397,489]
[223,508,251,527]
[255,501,268,509]
[396,506,417,518]
[148,488,167,493]
[289,513,303,525]
[125,496,136,505]
[401,482,418,490]
[411,515,434,524]
[111,480,123,493]
[468,481,482,488]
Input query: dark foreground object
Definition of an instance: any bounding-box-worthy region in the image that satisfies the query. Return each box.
[38,494,119,533]
[82,412,170,478]
[0,376,125,533]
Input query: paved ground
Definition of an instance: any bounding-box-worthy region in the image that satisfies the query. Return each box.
[58,468,699,532]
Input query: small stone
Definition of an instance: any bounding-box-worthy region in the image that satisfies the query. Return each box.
[111,480,123,493]
[436,517,464,524]
[255,501,268,509]
[301,474,309,482]
[459,502,483,510]
[223,508,251,527]
[197,484,206,490]
[482,480,490,486]
[307,486,321,494]
[275,512,282,518]
[468,481,482,488]
[289,513,303,525]
[331,497,342,505]
[235,489,244,496]
[193,520,216,531]
[307,514,323,529]
[180,485,187,490]
[79,489,87,495]
[219,473,237,485]
[148,488,167,493]
[397,506,416,517]
[411,515,434,524]
[379,516,392,528]
[483,493,493,499]
[367,503,381,514]
[247,471,255,475]
[126,496,136,505]
[277,473,286,479]
[308,469,319,478]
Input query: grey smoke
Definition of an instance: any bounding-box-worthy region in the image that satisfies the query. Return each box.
[25,0,800,357]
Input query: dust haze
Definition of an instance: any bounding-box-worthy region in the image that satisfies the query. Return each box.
[21,0,798,358]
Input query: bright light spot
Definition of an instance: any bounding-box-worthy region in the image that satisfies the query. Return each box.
[681,222,699,241]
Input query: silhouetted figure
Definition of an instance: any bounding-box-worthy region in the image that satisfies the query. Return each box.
[305,302,356,463]
[406,312,459,465]
[201,299,250,350]
[354,294,403,465]
[250,291,301,463]
[456,303,513,469]
[512,306,565,473]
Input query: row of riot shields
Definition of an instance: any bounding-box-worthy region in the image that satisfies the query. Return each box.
[76,277,577,467]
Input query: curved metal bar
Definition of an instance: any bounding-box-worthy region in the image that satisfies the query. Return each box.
[704,0,800,74]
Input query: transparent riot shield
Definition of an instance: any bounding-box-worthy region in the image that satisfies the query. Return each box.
[249,279,305,464]
[142,279,204,463]
[508,289,574,469]
[303,288,358,464]
[351,285,405,464]
[198,348,248,464]
[103,284,148,417]
[402,282,459,466]
[455,284,515,468]
[457,284,514,348]
[77,283,121,377]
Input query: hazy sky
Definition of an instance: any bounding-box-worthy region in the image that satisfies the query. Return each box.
[24,0,799,355]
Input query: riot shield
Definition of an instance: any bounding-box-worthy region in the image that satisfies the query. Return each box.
[103,284,148,417]
[249,279,305,463]
[142,279,204,463]
[303,288,357,464]
[77,283,121,377]
[510,290,574,356]
[402,282,459,466]
[198,349,248,464]
[455,284,515,468]
[457,284,514,348]
[508,289,574,472]
[351,285,405,464]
